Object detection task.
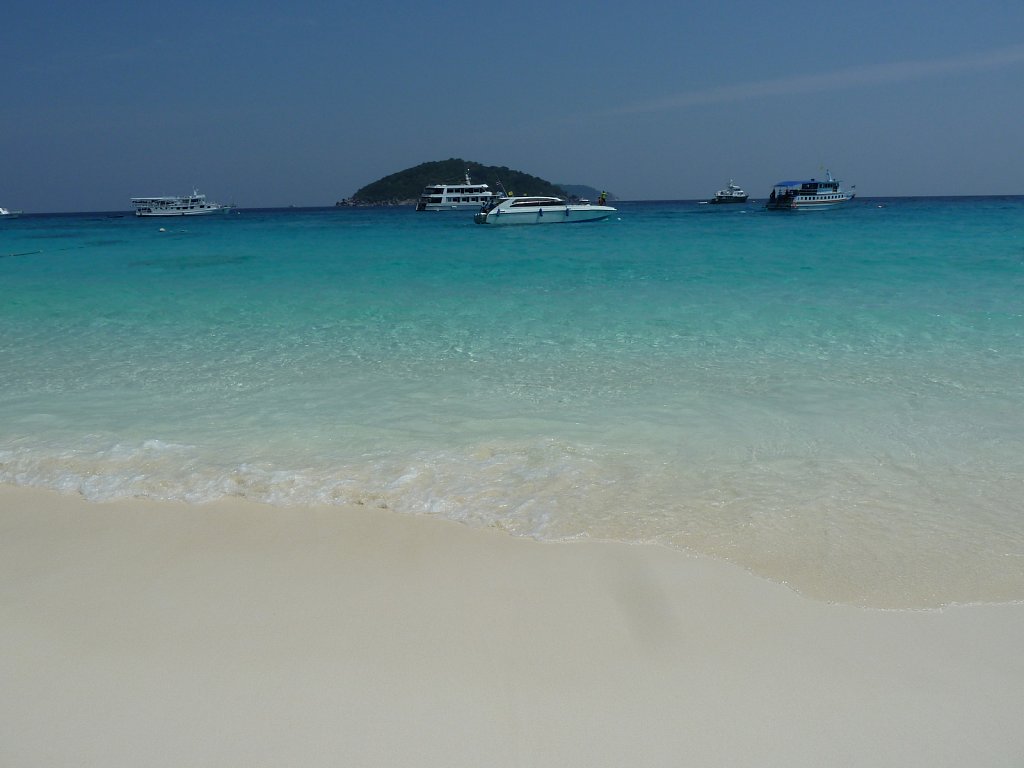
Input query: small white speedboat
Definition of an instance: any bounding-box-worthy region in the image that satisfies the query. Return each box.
[474,196,615,225]
[0,206,23,219]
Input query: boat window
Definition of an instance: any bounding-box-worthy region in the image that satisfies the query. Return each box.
[510,198,561,207]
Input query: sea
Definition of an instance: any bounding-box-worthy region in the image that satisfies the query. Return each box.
[2,197,1023,609]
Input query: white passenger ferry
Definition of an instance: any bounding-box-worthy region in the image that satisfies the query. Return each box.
[131,190,233,217]
[765,170,854,210]
[415,171,497,211]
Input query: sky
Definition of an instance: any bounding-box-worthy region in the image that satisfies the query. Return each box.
[3,0,1023,212]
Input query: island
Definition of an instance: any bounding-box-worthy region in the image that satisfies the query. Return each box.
[337,158,610,206]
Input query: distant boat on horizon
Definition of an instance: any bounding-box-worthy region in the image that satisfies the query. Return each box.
[765,170,855,210]
[0,206,23,219]
[415,171,498,211]
[130,190,233,217]
[703,180,749,205]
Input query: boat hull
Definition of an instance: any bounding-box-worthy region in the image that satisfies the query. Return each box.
[765,195,852,211]
[416,201,493,211]
[134,206,231,217]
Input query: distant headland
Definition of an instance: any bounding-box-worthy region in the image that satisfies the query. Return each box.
[336,158,610,206]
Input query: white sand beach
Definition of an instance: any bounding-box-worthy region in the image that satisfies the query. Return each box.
[2,484,1023,767]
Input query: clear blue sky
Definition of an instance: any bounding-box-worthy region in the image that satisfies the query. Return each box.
[3,0,1023,212]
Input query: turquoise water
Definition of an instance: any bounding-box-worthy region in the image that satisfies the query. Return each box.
[2,198,1023,607]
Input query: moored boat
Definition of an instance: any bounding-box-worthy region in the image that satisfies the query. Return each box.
[706,180,749,204]
[415,171,497,211]
[765,170,854,210]
[474,195,616,225]
[130,190,233,217]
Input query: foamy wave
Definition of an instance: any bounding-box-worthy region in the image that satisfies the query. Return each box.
[4,436,1024,608]
[0,438,626,540]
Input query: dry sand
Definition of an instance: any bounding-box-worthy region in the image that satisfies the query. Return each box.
[2,485,1022,767]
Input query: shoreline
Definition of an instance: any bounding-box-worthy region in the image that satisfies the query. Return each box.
[3,484,1023,765]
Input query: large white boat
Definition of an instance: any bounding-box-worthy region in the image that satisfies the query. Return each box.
[130,190,233,217]
[706,180,749,204]
[474,196,616,225]
[0,206,22,219]
[415,171,497,211]
[765,170,854,210]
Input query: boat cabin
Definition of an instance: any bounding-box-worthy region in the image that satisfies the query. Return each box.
[419,184,492,206]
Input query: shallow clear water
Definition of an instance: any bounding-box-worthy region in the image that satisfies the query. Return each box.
[2,198,1023,607]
